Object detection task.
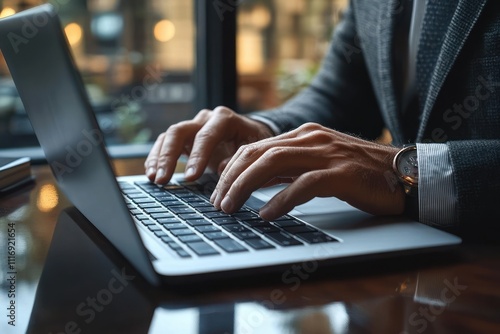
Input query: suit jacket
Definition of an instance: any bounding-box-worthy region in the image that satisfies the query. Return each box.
[251,0,500,231]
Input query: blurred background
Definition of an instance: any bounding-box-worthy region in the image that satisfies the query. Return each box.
[0,0,348,154]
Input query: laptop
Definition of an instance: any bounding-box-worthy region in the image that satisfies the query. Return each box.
[0,4,461,286]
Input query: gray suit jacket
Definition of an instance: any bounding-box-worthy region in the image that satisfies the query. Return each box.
[251,0,500,231]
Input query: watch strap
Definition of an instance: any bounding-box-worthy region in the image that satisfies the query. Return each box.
[404,193,419,221]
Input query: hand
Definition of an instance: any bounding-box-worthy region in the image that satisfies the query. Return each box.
[210,123,405,221]
[144,106,274,184]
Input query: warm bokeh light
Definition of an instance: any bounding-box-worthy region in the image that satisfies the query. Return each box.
[237,31,264,74]
[37,184,59,213]
[0,7,16,18]
[154,19,176,42]
[250,5,271,29]
[64,22,83,46]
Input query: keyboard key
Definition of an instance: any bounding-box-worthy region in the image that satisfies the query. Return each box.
[159,200,183,206]
[185,218,211,226]
[135,215,150,221]
[265,231,302,246]
[233,231,259,240]
[205,212,231,219]
[213,217,239,225]
[282,225,317,234]
[119,182,135,190]
[169,206,196,214]
[170,228,195,236]
[171,191,194,198]
[181,196,202,202]
[232,211,259,220]
[138,203,161,209]
[222,224,250,233]
[294,232,339,244]
[139,219,156,226]
[130,209,142,215]
[204,232,230,240]
[147,225,162,232]
[186,241,219,256]
[158,218,182,224]
[214,238,248,253]
[176,249,192,258]
[154,195,176,201]
[241,219,271,227]
[160,236,174,243]
[178,234,203,243]
[244,238,275,250]
[162,223,187,230]
[195,206,220,213]
[126,192,148,199]
[133,197,155,204]
[168,242,183,250]
[144,207,169,214]
[195,225,220,233]
[273,219,305,228]
[178,213,202,220]
[253,225,280,234]
[189,201,211,208]
[154,230,168,237]
[151,213,175,219]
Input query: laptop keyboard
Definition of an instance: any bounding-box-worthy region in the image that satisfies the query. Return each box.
[119,181,339,259]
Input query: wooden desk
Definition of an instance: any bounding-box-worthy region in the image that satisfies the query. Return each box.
[1,158,499,334]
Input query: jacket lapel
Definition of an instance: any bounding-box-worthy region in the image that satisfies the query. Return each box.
[378,0,405,145]
[416,0,488,140]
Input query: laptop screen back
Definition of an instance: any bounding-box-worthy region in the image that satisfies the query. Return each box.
[0,4,160,285]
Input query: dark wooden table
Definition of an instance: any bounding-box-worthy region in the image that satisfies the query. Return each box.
[1,158,499,334]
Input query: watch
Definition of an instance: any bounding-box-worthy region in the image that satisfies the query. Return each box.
[393,145,419,196]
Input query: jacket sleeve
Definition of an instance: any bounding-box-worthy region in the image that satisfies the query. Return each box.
[448,140,500,234]
[248,4,385,141]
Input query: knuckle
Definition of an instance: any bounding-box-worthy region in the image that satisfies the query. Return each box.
[197,109,212,118]
[238,143,260,158]
[213,106,234,118]
[263,146,287,160]
[300,122,322,132]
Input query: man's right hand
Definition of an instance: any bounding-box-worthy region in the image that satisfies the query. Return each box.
[144,106,274,184]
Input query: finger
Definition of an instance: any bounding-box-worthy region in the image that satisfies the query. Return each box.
[259,170,336,221]
[154,121,202,184]
[217,157,232,175]
[217,146,315,213]
[144,132,167,181]
[213,132,328,208]
[183,107,236,181]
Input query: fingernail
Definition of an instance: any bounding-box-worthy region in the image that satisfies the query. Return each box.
[146,167,156,178]
[210,190,218,204]
[155,168,165,183]
[214,193,223,209]
[221,196,234,213]
[185,167,195,179]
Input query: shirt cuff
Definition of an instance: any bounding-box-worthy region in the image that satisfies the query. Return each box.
[416,143,458,227]
[247,115,282,136]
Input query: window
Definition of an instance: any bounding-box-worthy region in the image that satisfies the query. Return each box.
[0,0,349,159]
[237,0,348,113]
[0,0,196,158]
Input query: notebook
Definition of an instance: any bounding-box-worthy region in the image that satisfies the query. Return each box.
[0,4,461,286]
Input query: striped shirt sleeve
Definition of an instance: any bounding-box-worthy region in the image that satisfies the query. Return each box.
[416,143,458,227]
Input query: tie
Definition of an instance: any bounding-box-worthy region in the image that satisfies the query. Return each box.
[394,0,421,142]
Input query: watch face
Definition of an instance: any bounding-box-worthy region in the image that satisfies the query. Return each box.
[398,148,419,182]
